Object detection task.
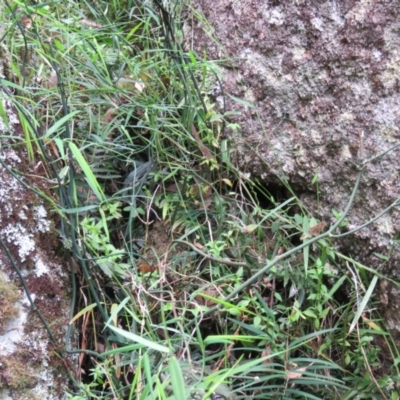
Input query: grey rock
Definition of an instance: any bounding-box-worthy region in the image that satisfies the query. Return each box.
[186,0,400,347]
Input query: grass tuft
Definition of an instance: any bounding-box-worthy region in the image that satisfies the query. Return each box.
[1,0,399,399]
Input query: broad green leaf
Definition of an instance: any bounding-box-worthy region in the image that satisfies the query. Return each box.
[349,275,378,334]
[227,93,254,108]
[68,141,105,201]
[60,205,99,213]
[18,110,35,161]
[106,324,170,353]
[0,98,10,130]
[44,110,80,138]
[169,357,186,399]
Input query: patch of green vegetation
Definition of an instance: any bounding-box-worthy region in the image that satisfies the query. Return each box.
[1,0,400,399]
[0,350,38,391]
[0,271,21,333]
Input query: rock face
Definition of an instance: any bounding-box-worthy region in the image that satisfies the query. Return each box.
[0,51,71,399]
[187,1,400,342]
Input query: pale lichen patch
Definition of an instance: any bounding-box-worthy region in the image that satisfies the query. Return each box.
[33,205,51,233]
[18,208,28,220]
[0,292,29,355]
[2,223,36,262]
[34,256,49,277]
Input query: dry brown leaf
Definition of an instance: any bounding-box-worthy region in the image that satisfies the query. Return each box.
[309,221,327,236]
[242,224,258,234]
[96,342,105,353]
[46,70,58,89]
[165,183,182,192]
[134,81,146,92]
[137,261,158,274]
[261,345,273,365]
[221,178,233,187]
[196,198,212,210]
[286,362,314,380]
[191,125,213,159]
[116,78,145,92]
[193,240,205,250]
[104,107,118,123]
[20,14,35,29]
[361,315,382,331]
[80,19,103,28]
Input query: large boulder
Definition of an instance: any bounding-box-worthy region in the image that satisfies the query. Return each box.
[186,1,400,342]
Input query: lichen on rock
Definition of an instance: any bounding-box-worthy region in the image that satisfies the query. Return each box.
[0,75,71,400]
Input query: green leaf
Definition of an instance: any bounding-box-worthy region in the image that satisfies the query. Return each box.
[243,224,258,233]
[253,316,262,328]
[294,214,303,225]
[60,205,99,213]
[44,110,80,138]
[373,252,389,261]
[303,309,317,318]
[168,357,187,399]
[274,292,283,302]
[332,209,348,227]
[188,50,198,66]
[320,307,330,318]
[227,93,254,108]
[271,220,280,233]
[332,209,342,219]
[349,275,378,334]
[68,141,105,201]
[324,275,347,304]
[106,324,170,353]
[0,98,10,130]
[142,353,156,400]
[70,303,97,324]
[53,138,66,160]
[18,110,35,161]
[98,206,110,242]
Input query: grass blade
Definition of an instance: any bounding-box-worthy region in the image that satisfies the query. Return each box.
[106,324,171,353]
[349,275,378,334]
[68,141,105,202]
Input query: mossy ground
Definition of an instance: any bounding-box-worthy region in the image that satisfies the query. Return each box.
[0,271,21,333]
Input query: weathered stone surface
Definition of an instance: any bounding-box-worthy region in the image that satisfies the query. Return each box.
[186,1,400,341]
[0,50,71,400]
